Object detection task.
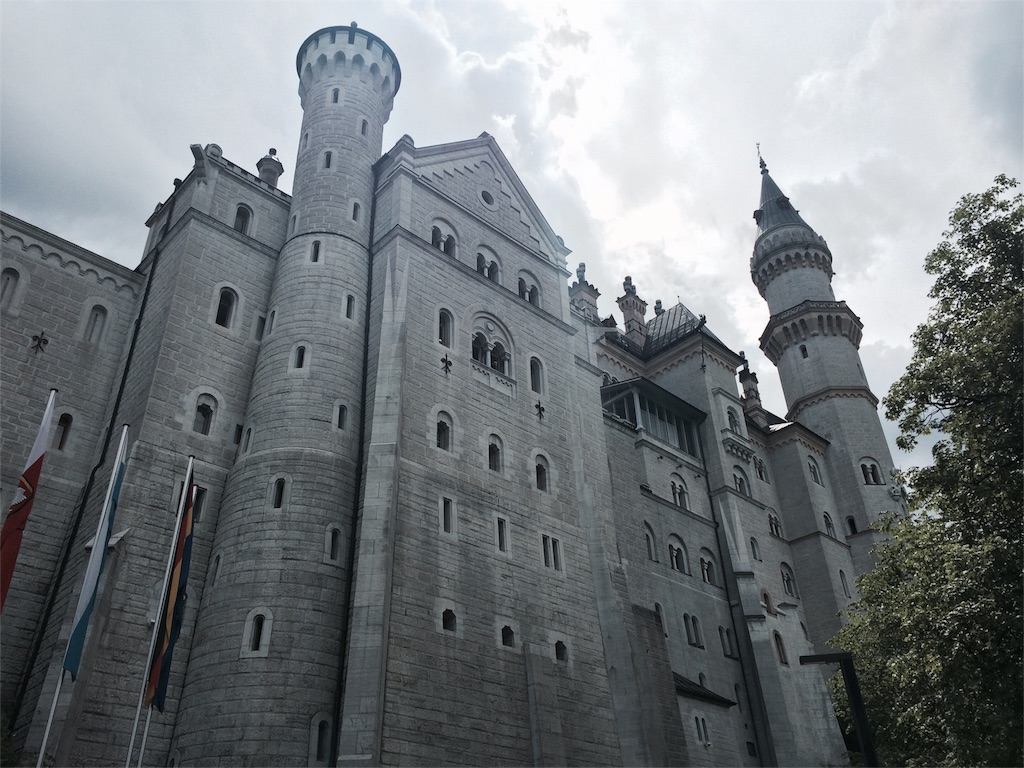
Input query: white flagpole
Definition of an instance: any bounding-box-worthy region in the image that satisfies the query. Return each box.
[124,456,194,768]
[36,424,130,768]
[34,671,64,768]
[136,708,153,768]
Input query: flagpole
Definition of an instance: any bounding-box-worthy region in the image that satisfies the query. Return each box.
[37,424,129,768]
[125,456,194,768]
[34,670,64,768]
[136,708,153,768]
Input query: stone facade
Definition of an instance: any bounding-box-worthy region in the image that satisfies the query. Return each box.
[1,22,906,767]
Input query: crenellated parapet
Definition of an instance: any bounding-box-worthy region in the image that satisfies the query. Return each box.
[296,23,400,111]
[759,299,863,364]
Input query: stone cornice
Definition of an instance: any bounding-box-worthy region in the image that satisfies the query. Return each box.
[759,300,863,364]
[786,386,879,422]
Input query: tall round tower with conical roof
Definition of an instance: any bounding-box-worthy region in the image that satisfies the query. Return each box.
[172,24,399,764]
[751,159,903,574]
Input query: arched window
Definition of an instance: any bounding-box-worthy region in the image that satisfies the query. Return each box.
[644,523,657,561]
[807,456,823,485]
[443,236,455,256]
[310,241,321,262]
[768,514,782,537]
[55,413,73,451]
[360,119,368,136]
[84,305,108,343]
[699,549,717,586]
[488,436,502,472]
[302,132,309,150]
[749,536,761,561]
[518,278,528,299]
[345,295,355,319]
[502,625,515,648]
[436,412,452,451]
[690,615,704,647]
[316,719,331,764]
[727,408,740,432]
[431,227,443,248]
[486,262,499,283]
[352,202,360,221]
[668,535,688,573]
[471,333,488,364]
[733,466,749,496]
[670,473,689,509]
[0,268,19,312]
[761,591,774,614]
[781,562,798,597]
[824,513,836,538]
[442,609,457,632]
[251,614,265,651]
[294,345,307,369]
[477,253,488,275]
[529,358,543,394]
[847,516,858,535]
[193,395,216,435]
[233,205,251,234]
[535,456,549,491]
[861,459,884,485]
[438,310,453,347]
[840,569,851,597]
[215,288,237,328]
[754,458,768,481]
[490,342,508,375]
[331,88,340,103]
[773,632,789,665]
[272,478,286,509]
[336,404,347,430]
[324,152,332,169]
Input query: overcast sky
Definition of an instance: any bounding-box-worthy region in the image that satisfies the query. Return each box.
[2,1,1021,472]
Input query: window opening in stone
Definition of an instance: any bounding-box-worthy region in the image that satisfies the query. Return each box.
[311,241,321,262]
[438,310,453,347]
[55,413,73,450]
[436,416,451,451]
[497,517,507,552]
[555,641,567,661]
[233,206,251,234]
[502,625,515,647]
[352,202,360,221]
[294,346,307,369]
[361,119,368,136]
[85,305,108,342]
[336,404,347,429]
[251,614,265,651]
[272,479,285,509]
[535,461,548,491]
[530,358,543,393]
[442,497,453,534]
[324,152,332,169]
[332,88,339,103]
[346,295,355,319]
[442,609,456,632]
[193,404,213,435]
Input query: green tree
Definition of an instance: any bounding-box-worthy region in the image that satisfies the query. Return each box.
[832,175,1023,767]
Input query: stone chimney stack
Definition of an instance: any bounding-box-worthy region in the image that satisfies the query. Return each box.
[257,148,284,187]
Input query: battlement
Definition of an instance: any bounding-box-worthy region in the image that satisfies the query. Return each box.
[296,23,401,104]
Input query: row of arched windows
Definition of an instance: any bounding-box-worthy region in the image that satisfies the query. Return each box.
[437,309,547,393]
[429,223,544,308]
[437,606,569,660]
[214,288,356,340]
[643,523,718,586]
[3,267,111,344]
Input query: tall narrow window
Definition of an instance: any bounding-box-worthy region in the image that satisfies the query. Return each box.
[644,524,656,561]
[345,295,355,319]
[438,310,453,347]
[530,358,543,394]
[316,721,330,763]
[477,253,487,275]
[215,289,237,328]
[351,202,360,221]
[436,413,452,451]
[808,456,823,485]
[502,626,515,647]
[324,152,332,169]
[251,614,265,651]
[255,315,266,341]
[55,413,73,451]
[774,631,789,665]
[750,536,761,561]
[85,305,107,343]
[336,404,347,430]
[490,343,507,374]
[472,333,488,364]
[272,478,286,509]
[670,474,689,509]
[542,535,562,570]
[442,497,454,534]
[431,227,443,248]
[497,517,507,552]
[329,529,340,561]
[488,438,502,472]
[331,88,340,103]
[535,459,548,491]
[824,513,836,538]
[847,516,858,535]
[781,563,797,597]
[311,241,321,262]
[840,569,851,597]
[294,346,307,369]
[555,641,567,661]
[360,119,368,136]
[233,205,251,234]
[192,487,207,523]
[442,236,455,256]
[728,408,740,432]
[487,262,499,283]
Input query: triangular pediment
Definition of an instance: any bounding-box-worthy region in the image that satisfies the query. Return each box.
[383,133,570,267]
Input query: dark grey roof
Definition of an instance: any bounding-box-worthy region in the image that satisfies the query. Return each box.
[753,159,816,237]
[673,673,736,708]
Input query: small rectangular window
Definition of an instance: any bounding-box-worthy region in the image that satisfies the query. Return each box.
[551,538,561,571]
[233,424,243,445]
[497,517,507,552]
[193,487,207,523]
[255,315,266,341]
[542,535,551,567]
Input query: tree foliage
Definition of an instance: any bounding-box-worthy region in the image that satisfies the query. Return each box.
[832,175,1023,767]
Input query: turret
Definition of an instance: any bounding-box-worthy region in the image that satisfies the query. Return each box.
[568,262,600,320]
[616,276,648,346]
[173,23,400,764]
[257,147,284,187]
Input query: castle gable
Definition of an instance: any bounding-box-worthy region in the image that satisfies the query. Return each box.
[390,134,569,268]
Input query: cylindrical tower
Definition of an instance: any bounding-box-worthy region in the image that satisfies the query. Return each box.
[752,159,903,574]
[173,24,399,764]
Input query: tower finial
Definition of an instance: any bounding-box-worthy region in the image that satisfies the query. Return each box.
[757,143,768,174]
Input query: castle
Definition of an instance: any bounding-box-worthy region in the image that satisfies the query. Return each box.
[1,23,905,767]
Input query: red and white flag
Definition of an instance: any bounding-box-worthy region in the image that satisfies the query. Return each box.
[1,389,57,612]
